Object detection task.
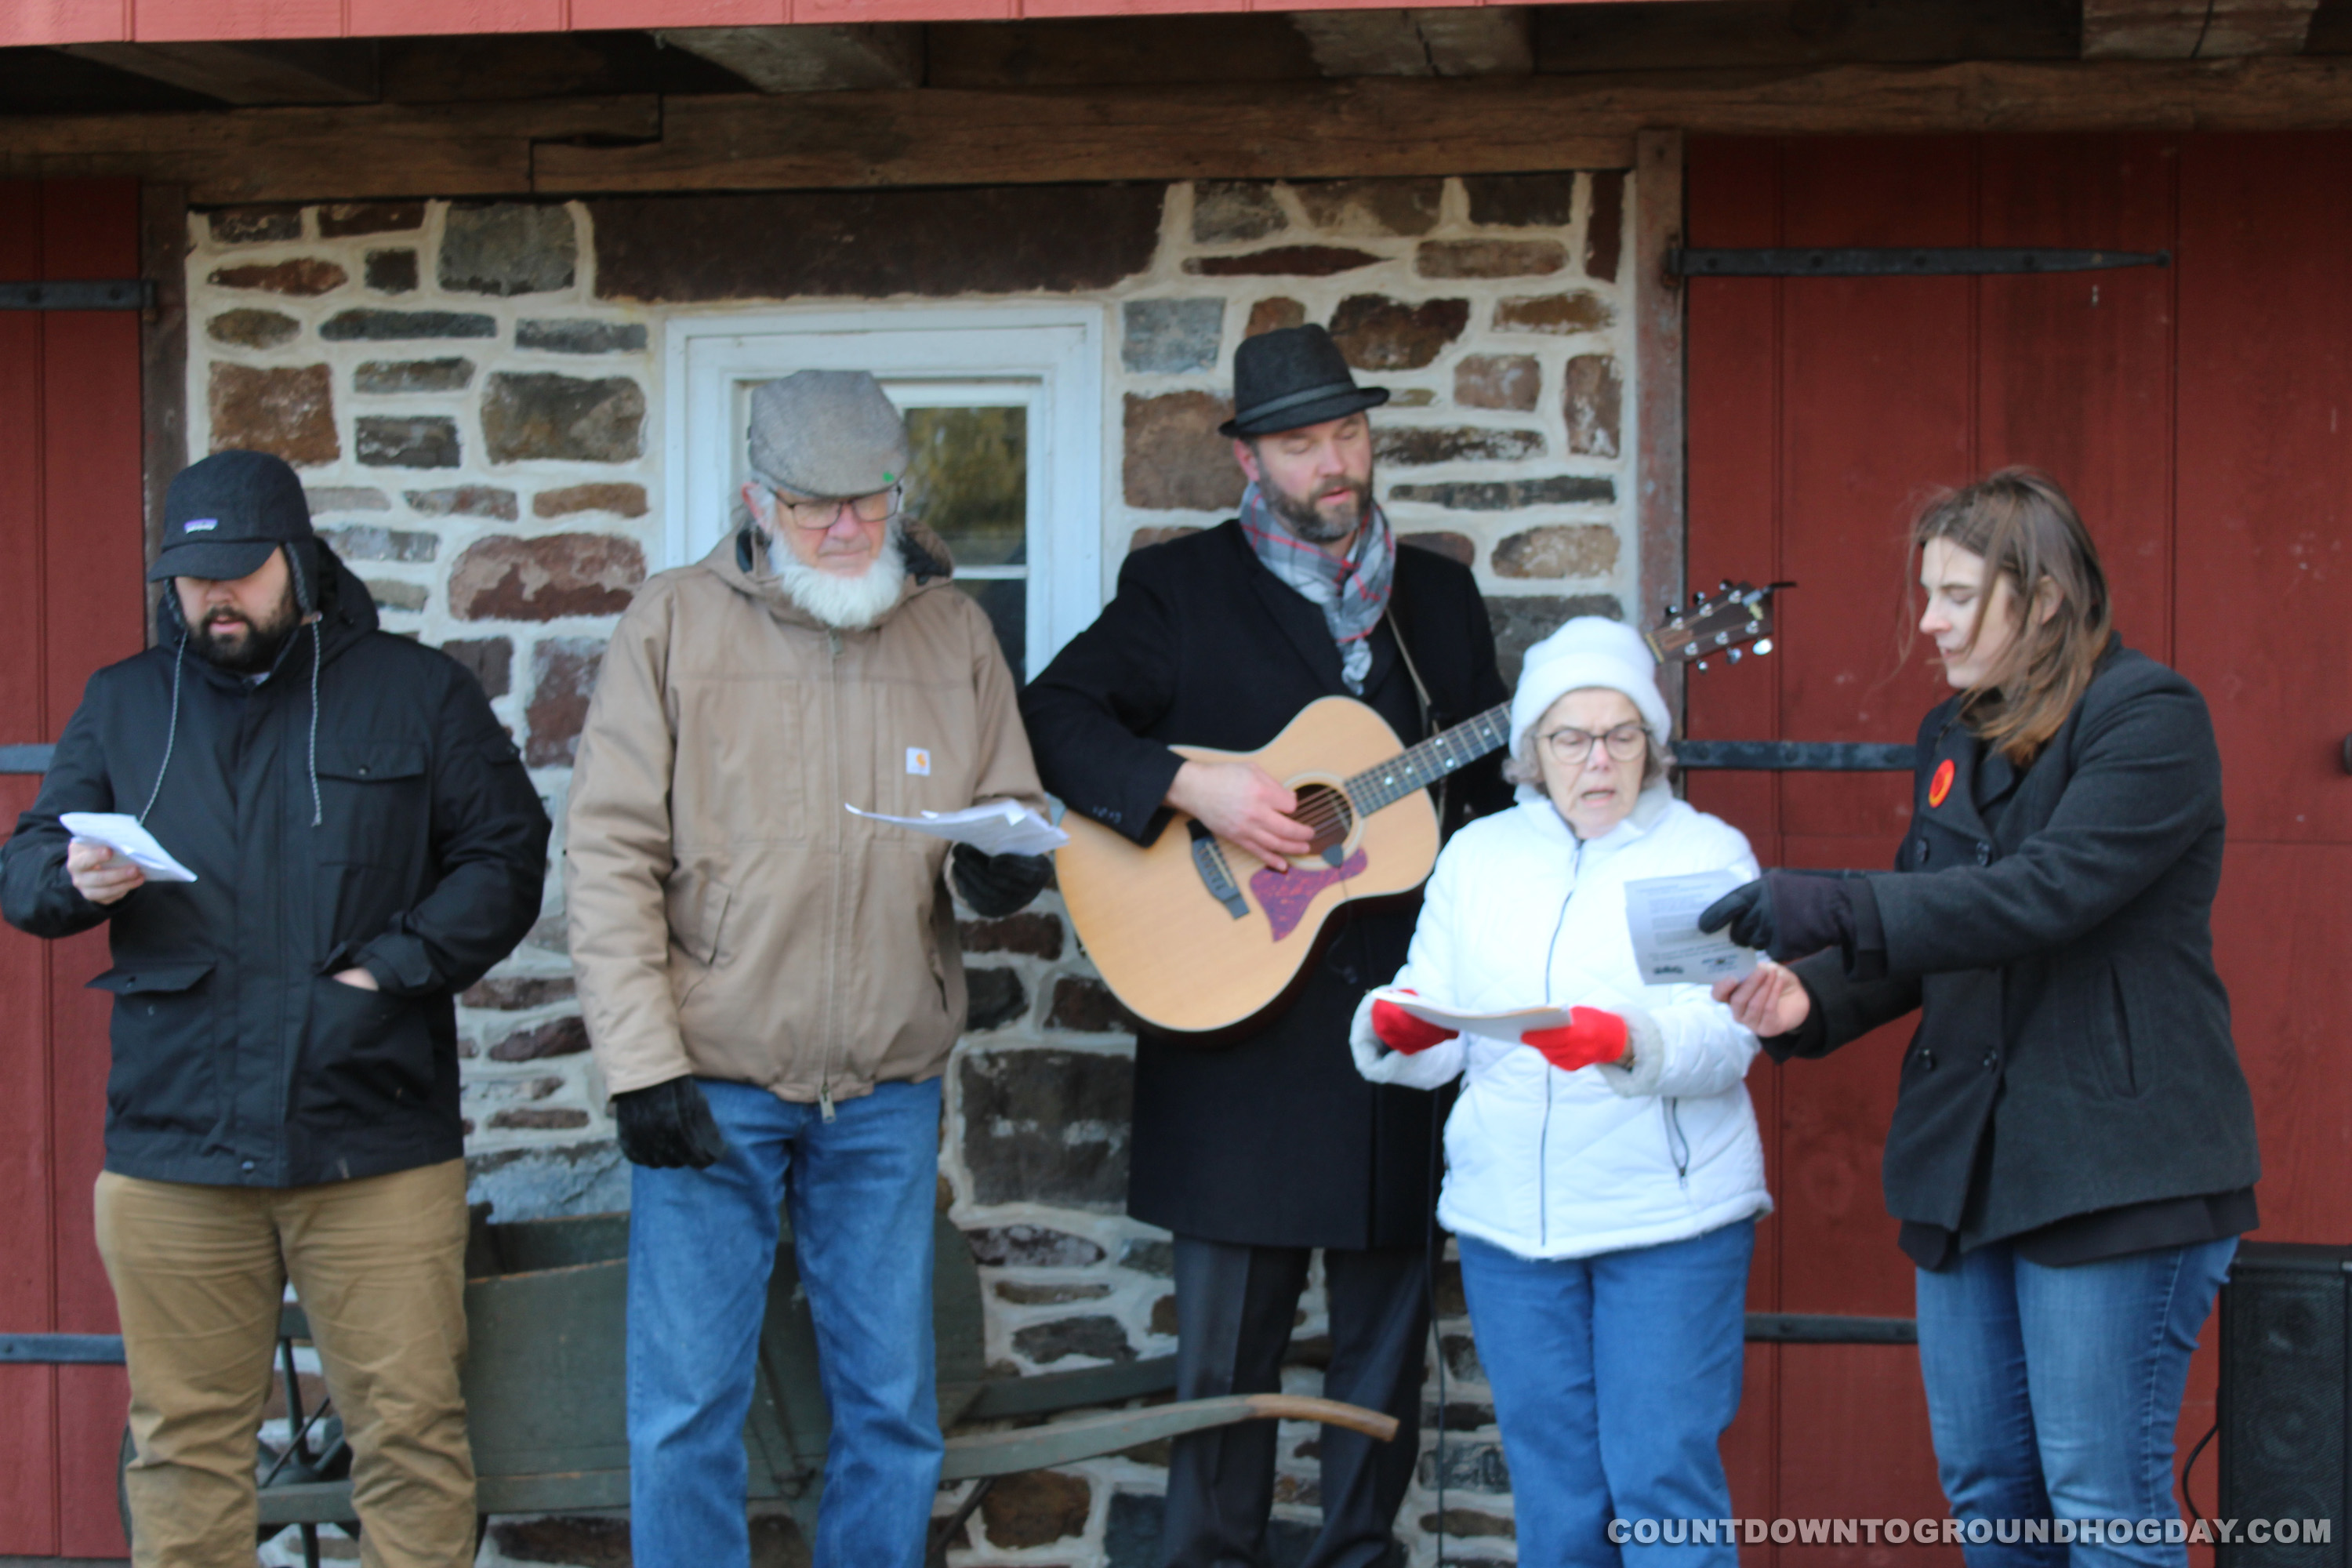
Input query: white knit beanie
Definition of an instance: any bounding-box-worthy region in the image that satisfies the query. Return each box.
[1507,615,1672,759]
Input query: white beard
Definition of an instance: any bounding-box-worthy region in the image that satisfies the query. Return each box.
[770,529,909,629]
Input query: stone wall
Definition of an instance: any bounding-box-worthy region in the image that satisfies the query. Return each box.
[183,173,1642,1568]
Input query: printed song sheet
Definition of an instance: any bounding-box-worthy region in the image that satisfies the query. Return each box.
[1623,870,1758,984]
[60,812,199,883]
[844,799,1069,857]
[1366,988,1572,1039]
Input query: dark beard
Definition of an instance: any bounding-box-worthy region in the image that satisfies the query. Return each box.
[189,596,300,673]
[1265,474,1372,546]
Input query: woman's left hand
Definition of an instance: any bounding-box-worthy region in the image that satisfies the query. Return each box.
[1714,961,1811,1037]
[1522,1007,1628,1073]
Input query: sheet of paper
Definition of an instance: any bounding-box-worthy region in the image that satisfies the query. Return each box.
[1623,870,1757,985]
[60,811,199,884]
[844,799,1069,858]
[1367,987,1571,1038]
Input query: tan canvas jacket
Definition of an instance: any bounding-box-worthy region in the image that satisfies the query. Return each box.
[564,524,1047,1108]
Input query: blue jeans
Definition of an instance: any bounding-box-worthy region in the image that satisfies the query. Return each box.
[1456,1221,1755,1568]
[1914,1236,2238,1568]
[626,1077,946,1568]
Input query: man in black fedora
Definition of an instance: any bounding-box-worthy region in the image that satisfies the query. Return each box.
[1023,325,1510,1566]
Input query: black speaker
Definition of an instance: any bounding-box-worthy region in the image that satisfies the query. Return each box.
[2219,1242,2352,1567]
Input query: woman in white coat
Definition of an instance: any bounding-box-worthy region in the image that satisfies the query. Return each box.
[1351,617,1769,1566]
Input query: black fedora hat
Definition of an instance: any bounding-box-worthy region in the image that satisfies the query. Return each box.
[1219,325,1389,438]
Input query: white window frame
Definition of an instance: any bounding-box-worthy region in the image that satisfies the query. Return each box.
[664,304,1106,680]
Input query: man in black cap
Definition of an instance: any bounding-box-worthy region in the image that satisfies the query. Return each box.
[1023,326,1512,1567]
[0,448,550,1568]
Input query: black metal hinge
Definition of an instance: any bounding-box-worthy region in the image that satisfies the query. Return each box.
[1679,740,1916,772]
[0,280,156,310]
[1668,248,2169,278]
[0,744,56,775]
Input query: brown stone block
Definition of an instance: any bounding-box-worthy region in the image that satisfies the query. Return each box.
[483,372,646,464]
[486,1016,590,1062]
[449,534,645,622]
[1388,474,1613,512]
[966,968,1028,1033]
[981,1469,1093,1548]
[591,186,1165,303]
[1563,353,1623,457]
[959,911,1064,960]
[1494,524,1619,580]
[1291,177,1442,237]
[1192,180,1285,245]
[1046,976,1124,1033]
[959,1051,1133,1210]
[355,358,472,395]
[994,1281,1112,1305]
[1130,525,1204,553]
[1494,292,1613,336]
[1462,172,1576,229]
[209,363,338,468]
[524,635,610,766]
[1245,296,1307,338]
[320,202,425,238]
[440,202,577,298]
[1421,1508,1515,1539]
[1455,354,1541,412]
[535,482,649,519]
[356,416,459,470]
[963,1225,1105,1267]
[206,309,299,349]
[490,1105,590,1131]
[441,636,513,698]
[365,579,428,612]
[490,1515,630,1566]
[1399,531,1475,567]
[1374,426,1543,466]
[405,485,517,520]
[322,525,436,564]
[1123,393,1243,513]
[462,975,577,1010]
[209,258,347,296]
[1328,296,1469,372]
[1584,170,1626,283]
[1149,1293,1178,1336]
[364,249,419,294]
[1415,239,1568,280]
[307,487,389,514]
[1013,1315,1135,1364]
[209,206,303,245]
[1185,246,1378,278]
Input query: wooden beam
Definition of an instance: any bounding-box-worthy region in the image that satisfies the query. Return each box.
[2081,0,2321,60]
[10,56,2352,202]
[1290,9,1534,78]
[54,42,379,106]
[652,25,921,93]
[1632,129,1686,726]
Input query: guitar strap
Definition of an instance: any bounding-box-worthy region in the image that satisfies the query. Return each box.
[1379,604,1450,835]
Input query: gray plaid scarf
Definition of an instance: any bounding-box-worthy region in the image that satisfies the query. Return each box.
[1237,481,1397,694]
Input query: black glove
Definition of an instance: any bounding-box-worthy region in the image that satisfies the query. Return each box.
[1698,870,1865,962]
[612,1077,728,1170]
[951,842,1053,918]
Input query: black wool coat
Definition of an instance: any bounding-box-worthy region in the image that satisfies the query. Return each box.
[1,554,550,1189]
[1022,521,1512,1249]
[1782,643,2261,1250]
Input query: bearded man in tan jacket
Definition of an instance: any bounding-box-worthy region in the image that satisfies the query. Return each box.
[565,370,1051,1568]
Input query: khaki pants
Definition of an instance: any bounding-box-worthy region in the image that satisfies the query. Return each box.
[94,1161,477,1568]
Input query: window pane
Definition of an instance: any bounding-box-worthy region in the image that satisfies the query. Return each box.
[955,579,1027,684]
[902,406,1027,570]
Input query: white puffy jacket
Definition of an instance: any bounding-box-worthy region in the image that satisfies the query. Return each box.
[1350,785,1772,1261]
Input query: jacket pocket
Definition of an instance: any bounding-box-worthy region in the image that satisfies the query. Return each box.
[296,974,437,1126]
[90,963,219,1129]
[663,869,732,967]
[2063,964,2142,1100]
[313,740,430,868]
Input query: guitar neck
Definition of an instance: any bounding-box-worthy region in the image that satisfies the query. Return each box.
[1345,701,1515,815]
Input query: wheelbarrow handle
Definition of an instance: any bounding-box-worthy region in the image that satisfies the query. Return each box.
[940,1391,1399,1482]
[1236,1393,1399,1442]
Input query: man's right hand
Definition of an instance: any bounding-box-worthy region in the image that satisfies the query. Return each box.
[1167,759,1314,872]
[66,840,144,906]
[612,1077,729,1170]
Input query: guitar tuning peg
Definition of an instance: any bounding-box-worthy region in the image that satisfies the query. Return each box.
[1692,588,1709,604]
[1695,659,1709,670]
[1718,579,1732,595]
[1661,604,1676,620]
[1726,648,1743,664]
[1755,638,1773,656]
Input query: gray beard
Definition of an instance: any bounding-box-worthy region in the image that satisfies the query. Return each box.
[771,533,909,629]
[1265,476,1371,546]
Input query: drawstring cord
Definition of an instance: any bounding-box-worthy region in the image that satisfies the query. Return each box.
[137,634,187,826]
[306,619,322,827]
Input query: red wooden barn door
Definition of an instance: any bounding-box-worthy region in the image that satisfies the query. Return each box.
[1683,133,2352,1565]
[0,177,148,1559]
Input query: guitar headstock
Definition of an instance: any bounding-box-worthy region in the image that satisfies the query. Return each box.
[1644,580,1788,670]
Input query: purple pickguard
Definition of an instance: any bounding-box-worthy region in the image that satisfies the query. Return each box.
[1249,848,1370,942]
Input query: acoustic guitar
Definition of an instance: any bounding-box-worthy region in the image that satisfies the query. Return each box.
[1055,583,1782,1036]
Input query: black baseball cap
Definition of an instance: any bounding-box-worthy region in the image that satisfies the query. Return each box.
[148,449,315,583]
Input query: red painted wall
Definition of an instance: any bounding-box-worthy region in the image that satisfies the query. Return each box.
[0,176,146,1562]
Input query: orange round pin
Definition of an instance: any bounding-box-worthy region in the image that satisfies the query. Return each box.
[1928,757,1956,809]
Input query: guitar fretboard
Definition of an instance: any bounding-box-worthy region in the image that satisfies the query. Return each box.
[1345,701,1515,816]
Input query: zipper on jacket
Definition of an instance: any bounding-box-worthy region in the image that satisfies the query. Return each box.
[1664,1098,1690,1190]
[821,626,845,1120]
[1534,833,1583,1252]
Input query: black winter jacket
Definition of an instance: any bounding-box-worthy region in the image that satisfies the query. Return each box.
[0,553,550,1188]
[1022,522,1512,1249]
[1780,643,2260,1254]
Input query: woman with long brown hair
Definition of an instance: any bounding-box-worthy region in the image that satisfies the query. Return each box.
[1701,468,2259,1568]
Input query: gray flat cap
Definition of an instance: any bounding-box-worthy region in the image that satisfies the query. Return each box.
[746,370,912,500]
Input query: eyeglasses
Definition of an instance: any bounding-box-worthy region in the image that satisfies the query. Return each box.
[1538,723,1649,765]
[772,485,899,532]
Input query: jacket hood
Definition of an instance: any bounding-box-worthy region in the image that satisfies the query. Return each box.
[152,540,382,671]
[699,517,956,632]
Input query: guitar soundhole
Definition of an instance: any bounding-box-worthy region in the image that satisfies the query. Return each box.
[1291,783,1355,860]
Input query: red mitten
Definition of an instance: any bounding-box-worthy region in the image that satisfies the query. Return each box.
[1370,990,1459,1056]
[1522,1007,1630,1073]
